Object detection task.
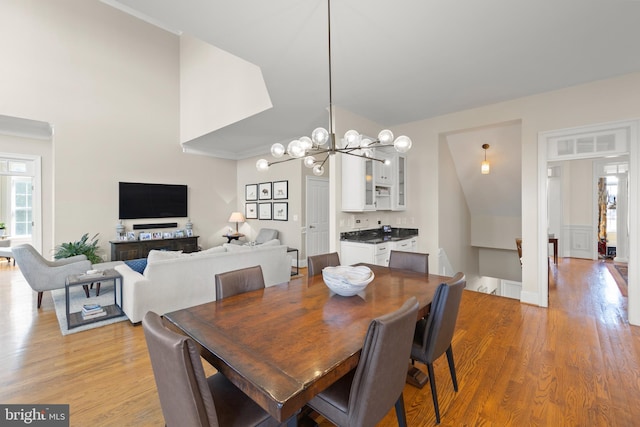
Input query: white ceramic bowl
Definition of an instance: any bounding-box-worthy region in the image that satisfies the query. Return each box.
[322,266,375,297]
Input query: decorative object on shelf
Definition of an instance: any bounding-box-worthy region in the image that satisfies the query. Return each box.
[0,222,6,236]
[245,184,258,201]
[256,0,411,177]
[152,232,163,240]
[259,203,272,220]
[185,218,193,231]
[481,143,491,175]
[228,212,245,234]
[273,180,288,199]
[273,202,288,221]
[258,182,272,200]
[174,230,185,238]
[245,203,258,219]
[116,220,125,240]
[53,233,103,264]
[126,231,136,241]
[139,232,152,241]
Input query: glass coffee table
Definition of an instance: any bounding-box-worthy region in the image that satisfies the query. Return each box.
[65,268,124,330]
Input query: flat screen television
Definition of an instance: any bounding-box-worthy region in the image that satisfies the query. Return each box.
[119,182,188,220]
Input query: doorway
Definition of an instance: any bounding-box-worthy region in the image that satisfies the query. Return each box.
[305,176,329,259]
[538,119,638,325]
[0,154,41,251]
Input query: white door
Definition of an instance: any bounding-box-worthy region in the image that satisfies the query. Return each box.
[306,176,329,258]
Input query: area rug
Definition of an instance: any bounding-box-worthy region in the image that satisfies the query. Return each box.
[615,264,628,284]
[606,263,628,297]
[51,281,128,336]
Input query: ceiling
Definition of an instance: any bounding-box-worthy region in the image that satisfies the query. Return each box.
[103,0,640,159]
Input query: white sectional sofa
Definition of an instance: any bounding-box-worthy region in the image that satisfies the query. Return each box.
[114,244,291,323]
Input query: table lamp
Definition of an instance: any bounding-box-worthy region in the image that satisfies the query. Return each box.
[228,212,245,235]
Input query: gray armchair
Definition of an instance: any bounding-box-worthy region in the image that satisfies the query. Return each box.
[228,228,279,246]
[255,228,279,244]
[12,244,92,309]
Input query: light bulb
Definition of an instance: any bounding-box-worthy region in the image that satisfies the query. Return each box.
[378,129,394,145]
[304,156,316,168]
[344,130,361,147]
[393,135,412,153]
[256,158,269,171]
[312,127,329,146]
[312,164,324,176]
[361,138,373,157]
[270,143,285,158]
[299,136,313,151]
[481,160,490,174]
[287,140,305,158]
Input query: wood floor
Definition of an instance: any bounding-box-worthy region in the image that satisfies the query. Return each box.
[1,258,639,426]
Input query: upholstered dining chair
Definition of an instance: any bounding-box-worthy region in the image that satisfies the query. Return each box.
[388,250,429,274]
[410,272,466,424]
[306,297,420,427]
[307,252,340,277]
[12,244,92,309]
[214,265,265,300]
[142,311,279,427]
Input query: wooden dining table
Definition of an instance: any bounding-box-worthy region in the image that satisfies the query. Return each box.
[163,264,450,424]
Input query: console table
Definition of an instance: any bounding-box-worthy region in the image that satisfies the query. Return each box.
[110,236,199,261]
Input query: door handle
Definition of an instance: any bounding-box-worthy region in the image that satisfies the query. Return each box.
[309,225,316,229]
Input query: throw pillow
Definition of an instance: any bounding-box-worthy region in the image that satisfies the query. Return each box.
[124,258,148,274]
[147,249,183,264]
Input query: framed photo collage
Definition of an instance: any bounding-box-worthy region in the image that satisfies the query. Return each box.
[245,180,288,221]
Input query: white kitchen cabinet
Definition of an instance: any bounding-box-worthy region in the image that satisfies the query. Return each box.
[342,148,408,212]
[340,241,391,266]
[341,151,375,211]
[392,154,407,211]
[341,238,419,267]
[391,236,418,252]
[375,151,394,185]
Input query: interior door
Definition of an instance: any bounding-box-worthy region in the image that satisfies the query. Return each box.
[306,176,329,258]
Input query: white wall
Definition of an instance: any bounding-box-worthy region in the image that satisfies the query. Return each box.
[0,0,238,258]
[179,34,272,144]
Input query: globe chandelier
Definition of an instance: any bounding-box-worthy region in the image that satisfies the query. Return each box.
[256,0,412,176]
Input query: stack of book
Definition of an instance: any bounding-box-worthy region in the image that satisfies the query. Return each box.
[82,304,106,320]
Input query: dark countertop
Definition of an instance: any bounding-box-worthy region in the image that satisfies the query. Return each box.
[340,227,418,244]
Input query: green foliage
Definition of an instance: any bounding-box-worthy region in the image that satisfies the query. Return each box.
[54,233,103,264]
[0,222,5,229]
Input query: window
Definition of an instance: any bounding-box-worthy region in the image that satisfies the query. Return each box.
[11,177,32,237]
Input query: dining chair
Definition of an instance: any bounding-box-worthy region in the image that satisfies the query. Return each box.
[307,252,340,277]
[388,250,429,274]
[215,265,265,300]
[306,297,420,427]
[409,272,466,424]
[142,311,279,427]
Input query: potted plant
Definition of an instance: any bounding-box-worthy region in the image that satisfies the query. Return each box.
[54,233,103,264]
